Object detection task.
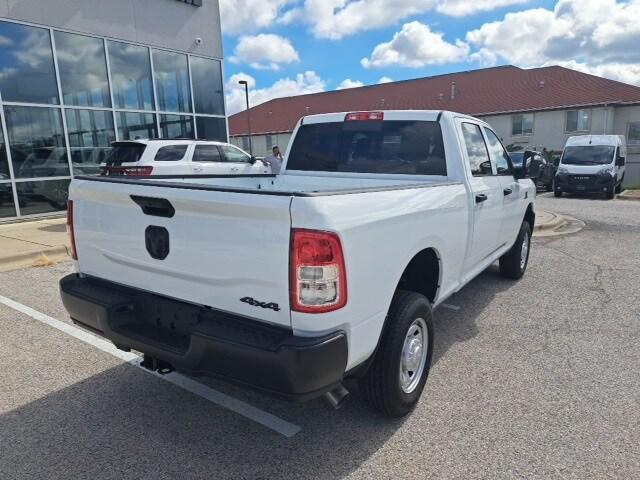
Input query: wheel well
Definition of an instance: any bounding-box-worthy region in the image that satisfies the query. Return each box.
[525,204,535,229]
[397,248,440,303]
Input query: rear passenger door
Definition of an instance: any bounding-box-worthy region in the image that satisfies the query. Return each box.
[152,144,191,175]
[458,121,504,271]
[191,144,228,175]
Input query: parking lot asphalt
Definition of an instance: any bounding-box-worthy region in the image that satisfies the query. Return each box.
[0,193,638,480]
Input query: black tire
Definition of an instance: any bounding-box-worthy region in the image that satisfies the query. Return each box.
[606,186,615,199]
[360,290,434,417]
[499,220,531,280]
[554,189,562,197]
[615,180,623,194]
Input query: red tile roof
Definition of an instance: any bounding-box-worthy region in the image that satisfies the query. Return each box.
[229,65,640,136]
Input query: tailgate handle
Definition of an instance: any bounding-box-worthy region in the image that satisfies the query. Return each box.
[131,195,175,218]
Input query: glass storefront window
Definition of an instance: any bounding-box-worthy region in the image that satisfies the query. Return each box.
[1,120,9,177]
[0,184,16,218]
[16,179,70,215]
[116,112,157,140]
[0,21,59,105]
[55,31,111,108]
[153,50,191,113]
[65,109,115,175]
[108,41,154,111]
[196,117,227,142]
[4,106,68,179]
[160,114,194,139]
[190,57,224,115]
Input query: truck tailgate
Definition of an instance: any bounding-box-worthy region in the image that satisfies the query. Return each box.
[71,179,293,328]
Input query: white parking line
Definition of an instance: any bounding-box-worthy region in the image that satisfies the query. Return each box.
[0,294,302,438]
[441,303,461,311]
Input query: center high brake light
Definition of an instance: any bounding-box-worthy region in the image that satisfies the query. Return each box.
[345,111,384,121]
[290,229,347,313]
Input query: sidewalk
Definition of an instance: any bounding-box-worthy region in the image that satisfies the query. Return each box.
[0,217,69,272]
[618,189,640,201]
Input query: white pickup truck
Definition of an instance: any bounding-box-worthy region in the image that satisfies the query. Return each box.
[60,110,535,417]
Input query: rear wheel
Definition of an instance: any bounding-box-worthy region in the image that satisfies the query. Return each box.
[360,291,434,417]
[499,221,531,280]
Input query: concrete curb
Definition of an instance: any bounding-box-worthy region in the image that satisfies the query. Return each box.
[617,191,640,201]
[534,211,566,232]
[533,210,584,238]
[0,245,70,272]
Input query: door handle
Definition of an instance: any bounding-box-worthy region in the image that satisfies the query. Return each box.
[475,194,488,203]
[230,167,240,172]
[503,188,513,196]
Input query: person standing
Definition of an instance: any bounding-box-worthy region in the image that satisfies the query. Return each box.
[264,146,284,174]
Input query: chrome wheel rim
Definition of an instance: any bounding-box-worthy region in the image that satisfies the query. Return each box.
[520,231,530,270]
[400,317,428,394]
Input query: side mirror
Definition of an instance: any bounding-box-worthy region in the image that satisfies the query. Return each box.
[249,155,257,164]
[616,156,625,166]
[513,163,528,180]
[553,157,560,167]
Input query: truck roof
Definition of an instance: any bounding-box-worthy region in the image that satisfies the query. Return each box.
[565,135,626,147]
[300,110,483,125]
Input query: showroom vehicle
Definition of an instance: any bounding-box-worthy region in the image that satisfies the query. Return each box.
[509,150,555,191]
[554,135,626,199]
[60,111,536,417]
[100,140,270,176]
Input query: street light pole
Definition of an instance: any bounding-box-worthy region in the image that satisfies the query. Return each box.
[238,80,253,156]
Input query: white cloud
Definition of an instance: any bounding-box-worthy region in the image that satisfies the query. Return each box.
[361,21,469,69]
[229,34,300,71]
[554,60,640,87]
[219,0,296,35]
[466,0,640,85]
[337,78,364,89]
[437,0,529,17]
[378,76,394,84]
[226,71,326,115]
[0,35,13,46]
[280,1,533,40]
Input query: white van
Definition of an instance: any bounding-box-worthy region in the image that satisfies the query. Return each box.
[554,135,626,199]
[101,140,271,176]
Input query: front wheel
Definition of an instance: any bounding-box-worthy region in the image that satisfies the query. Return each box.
[499,221,531,279]
[360,291,434,417]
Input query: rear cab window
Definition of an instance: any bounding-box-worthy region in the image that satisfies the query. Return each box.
[154,145,188,162]
[287,119,447,175]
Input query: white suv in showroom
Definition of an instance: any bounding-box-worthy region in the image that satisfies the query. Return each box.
[100,140,271,176]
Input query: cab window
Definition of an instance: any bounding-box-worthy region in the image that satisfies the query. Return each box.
[193,145,222,162]
[484,129,511,175]
[461,123,493,176]
[219,145,251,163]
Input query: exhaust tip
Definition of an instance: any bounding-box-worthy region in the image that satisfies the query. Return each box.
[323,384,350,410]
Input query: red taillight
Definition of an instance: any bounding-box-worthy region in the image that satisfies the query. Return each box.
[102,166,153,176]
[345,111,384,121]
[290,229,347,313]
[67,200,77,260]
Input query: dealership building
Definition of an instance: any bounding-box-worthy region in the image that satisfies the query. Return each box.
[229,65,640,187]
[0,0,225,220]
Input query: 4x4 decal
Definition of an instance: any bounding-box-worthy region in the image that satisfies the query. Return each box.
[240,297,281,312]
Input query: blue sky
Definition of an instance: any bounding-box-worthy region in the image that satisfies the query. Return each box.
[219,0,640,114]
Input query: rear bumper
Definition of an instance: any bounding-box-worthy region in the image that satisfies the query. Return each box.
[59,274,348,401]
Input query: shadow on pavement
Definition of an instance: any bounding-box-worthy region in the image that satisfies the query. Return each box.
[0,266,514,480]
